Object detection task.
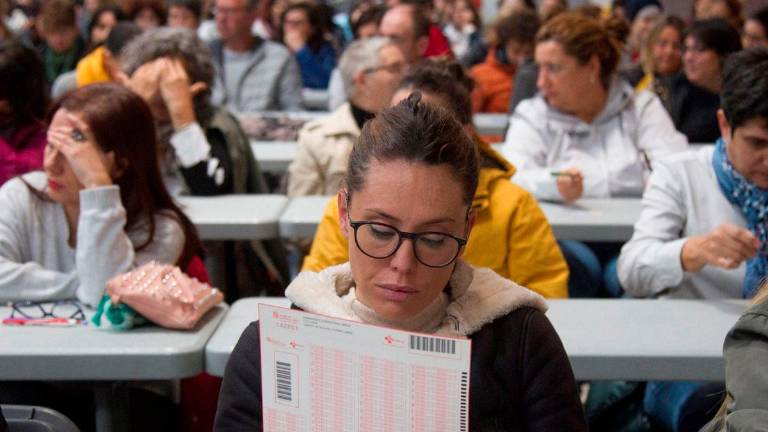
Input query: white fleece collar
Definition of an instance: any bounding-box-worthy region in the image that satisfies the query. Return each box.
[285,261,548,336]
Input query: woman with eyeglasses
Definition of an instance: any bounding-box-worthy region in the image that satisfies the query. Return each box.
[657,18,741,144]
[302,57,569,299]
[0,83,202,306]
[214,93,587,431]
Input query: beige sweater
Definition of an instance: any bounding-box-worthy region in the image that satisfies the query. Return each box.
[285,260,548,337]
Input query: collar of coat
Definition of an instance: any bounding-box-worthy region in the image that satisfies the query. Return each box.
[474,136,516,213]
[285,260,547,336]
[302,103,361,138]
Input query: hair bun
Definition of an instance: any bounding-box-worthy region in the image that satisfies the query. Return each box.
[405,91,422,115]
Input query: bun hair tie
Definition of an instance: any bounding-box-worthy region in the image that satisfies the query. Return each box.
[406,91,422,115]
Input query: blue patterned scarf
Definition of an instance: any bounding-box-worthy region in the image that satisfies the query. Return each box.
[712,138,768,298]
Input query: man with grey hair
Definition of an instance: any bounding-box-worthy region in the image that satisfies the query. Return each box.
[121,27,289,297]
[287,36,406,196]
[120,27,264,196]
[209,0,303,112]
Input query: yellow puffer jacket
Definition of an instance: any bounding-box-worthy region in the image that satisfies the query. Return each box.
[75,46,110,87]
[301,138,569,298]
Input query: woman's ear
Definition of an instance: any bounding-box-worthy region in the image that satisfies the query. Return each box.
[716,109,732,141]
[105,151,128,180]
[588,54,601,83]
[458,209,476,257]
[465,208,476,237]
[338,190,351,239]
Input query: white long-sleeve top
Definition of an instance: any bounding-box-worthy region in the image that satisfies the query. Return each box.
[502,79,689,201]
[618,146,745,299]
[0,172,185,306]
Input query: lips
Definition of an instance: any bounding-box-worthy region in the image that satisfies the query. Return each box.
[47,180,63,191]
[377,284,418,302]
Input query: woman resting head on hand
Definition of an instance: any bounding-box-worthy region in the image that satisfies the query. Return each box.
[0,83,201,306]
[214,93,588,431]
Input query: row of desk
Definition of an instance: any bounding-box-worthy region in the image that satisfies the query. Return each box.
[296,93,511,136]
[178,194,643,242]
[250,141,507,173]
[245,111,509,136]
[0,298,741,382]
[243,111,509,173]
[0,298,746,430]
[250,140,713,174]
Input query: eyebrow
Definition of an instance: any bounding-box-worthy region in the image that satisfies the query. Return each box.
[744,135,768,146]
[362,208,457,226]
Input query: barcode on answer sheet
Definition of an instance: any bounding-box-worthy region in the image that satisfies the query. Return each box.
[409,335,456,354]
[459,371,469,432]
[275,361,293,402]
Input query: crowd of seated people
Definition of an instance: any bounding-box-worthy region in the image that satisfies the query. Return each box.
[2,0,768,430]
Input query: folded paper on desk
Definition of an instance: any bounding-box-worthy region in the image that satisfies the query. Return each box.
[259,304,472,431]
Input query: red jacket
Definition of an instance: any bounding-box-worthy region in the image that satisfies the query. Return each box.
[423,24,454,58]
[0,124,46,186]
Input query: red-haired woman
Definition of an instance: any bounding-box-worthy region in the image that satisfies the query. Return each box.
[0,83,202,306]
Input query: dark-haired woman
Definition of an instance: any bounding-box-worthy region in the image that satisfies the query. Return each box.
[75,5,126,87]
[214,93,587,431]
[129,0,167,30]
[743,6,768,50]
[0,40,48,186]
[87,5,125,49]
[658,18,741,144]
[0,83,201,305]
[303,57,569,299]
[280,2,336,89]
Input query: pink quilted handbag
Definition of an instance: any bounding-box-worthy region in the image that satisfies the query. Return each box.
[106,261,224,330]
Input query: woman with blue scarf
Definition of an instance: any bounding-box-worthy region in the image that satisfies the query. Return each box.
[616,48,768,432]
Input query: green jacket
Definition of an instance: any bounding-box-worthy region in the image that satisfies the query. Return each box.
[701,296,768,432]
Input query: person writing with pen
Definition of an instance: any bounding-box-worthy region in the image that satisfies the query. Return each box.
[501,12,687,298]
[502,11,687,204]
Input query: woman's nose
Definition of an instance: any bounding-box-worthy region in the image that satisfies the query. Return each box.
[536,71,548,91]
[43,146,63,174]
[389,238,417,273]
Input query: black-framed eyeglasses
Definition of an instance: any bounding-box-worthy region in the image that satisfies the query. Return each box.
[10,300,85,321]
[363,61,407,76]
[348,219,467,268]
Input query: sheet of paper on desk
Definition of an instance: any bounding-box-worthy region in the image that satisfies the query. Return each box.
[258,304,471,432]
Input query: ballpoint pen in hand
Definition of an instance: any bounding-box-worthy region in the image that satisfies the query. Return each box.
[550,171,579,179]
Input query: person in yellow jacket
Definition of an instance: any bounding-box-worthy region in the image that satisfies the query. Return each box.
[76,46,111,86]
[76,22,143,87]
[302,58,569,298]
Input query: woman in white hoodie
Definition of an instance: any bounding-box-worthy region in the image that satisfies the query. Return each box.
[501,12,687,297]
[214,93,588,431]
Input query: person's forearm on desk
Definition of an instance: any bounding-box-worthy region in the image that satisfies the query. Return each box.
[618,162,688,297]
